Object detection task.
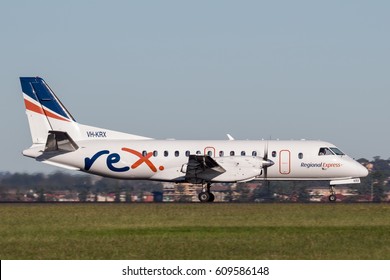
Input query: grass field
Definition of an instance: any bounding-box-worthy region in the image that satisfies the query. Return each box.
[1,203,390,259]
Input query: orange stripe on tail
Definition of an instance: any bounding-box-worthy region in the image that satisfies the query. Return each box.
[24,98,70,122]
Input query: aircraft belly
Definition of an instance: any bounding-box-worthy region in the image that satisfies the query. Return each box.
[263,176,352,181]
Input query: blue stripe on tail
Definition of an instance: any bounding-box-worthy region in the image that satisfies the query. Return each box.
[20,77,75,122]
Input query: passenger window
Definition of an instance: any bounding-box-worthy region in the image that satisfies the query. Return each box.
[175,151,180,157]
[207,151,213,156]
[196,150,201,155]
[241,151,246,156]
[230,151,235,156]
[164,151,169,157]
[185,151,190,157]
[298,153,303,159]
[153,151,158,157]
[272,151,277,157]
[219,151,224,157]
[142,151,147,157]
[252,151,257,156]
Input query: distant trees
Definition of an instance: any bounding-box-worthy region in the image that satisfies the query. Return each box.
[125,191,132,203]
[78,189,88,202]
[253,183,274,202]
[37,189,46,202]
[0,171,162,202]
[236,183,251,202]
[0,171,92,192]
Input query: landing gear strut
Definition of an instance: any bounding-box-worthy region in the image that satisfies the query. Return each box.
[328,185,336,202]
[198,183,215,202]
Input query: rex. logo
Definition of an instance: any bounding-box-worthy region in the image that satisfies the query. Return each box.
[84,148,164,172]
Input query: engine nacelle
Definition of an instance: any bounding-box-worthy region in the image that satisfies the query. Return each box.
[210,156,267,182]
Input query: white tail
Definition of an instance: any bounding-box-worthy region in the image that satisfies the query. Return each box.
[20,77,79,144]
[20,77,151,146]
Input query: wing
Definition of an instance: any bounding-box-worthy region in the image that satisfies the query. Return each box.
[182,155,274,183]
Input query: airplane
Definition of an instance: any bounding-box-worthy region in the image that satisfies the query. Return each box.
[20,77,368,202]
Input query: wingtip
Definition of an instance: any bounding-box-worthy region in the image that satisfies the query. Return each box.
[227,134,235,141]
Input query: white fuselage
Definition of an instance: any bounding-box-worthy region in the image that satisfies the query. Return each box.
[26,139,368,183]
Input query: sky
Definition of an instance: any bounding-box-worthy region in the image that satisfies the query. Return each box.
[0,0,389,173]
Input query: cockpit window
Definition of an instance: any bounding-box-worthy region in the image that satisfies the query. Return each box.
[330,147,345,156]
[318,147,334,156]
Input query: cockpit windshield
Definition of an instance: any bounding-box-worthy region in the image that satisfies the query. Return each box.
[329,147,345,156]
[318,147,334,156]
[318,147,345,156]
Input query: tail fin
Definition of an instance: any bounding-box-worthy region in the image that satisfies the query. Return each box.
[20,77,151,146]
[20,77,79,144]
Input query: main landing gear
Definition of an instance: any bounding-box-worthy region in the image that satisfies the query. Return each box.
[198,183,215,203]
[328,185,337,202]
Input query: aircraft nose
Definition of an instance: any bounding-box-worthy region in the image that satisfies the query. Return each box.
[356,162,369,177]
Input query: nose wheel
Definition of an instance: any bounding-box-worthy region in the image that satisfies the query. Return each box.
[198,183,215,202]
[328,185,336,202]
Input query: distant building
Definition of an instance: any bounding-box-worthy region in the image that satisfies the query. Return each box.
[162,183,198,202]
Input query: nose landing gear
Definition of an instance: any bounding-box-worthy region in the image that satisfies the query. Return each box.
[328,185,336,202]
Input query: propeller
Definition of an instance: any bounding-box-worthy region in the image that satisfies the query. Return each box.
[262,141,274,183]
[260,140,274,199]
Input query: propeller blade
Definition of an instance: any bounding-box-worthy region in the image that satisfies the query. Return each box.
[264,141,268,181]
[262,140,274,180]
[263,140,272,197]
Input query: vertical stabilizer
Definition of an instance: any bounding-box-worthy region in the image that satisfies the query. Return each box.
[20,77,152,145]
[20,77,79,144]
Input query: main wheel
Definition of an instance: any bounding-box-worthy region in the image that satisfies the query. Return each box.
[198,192,210,203]
[328,194,336,202]
[208,192,215,202]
